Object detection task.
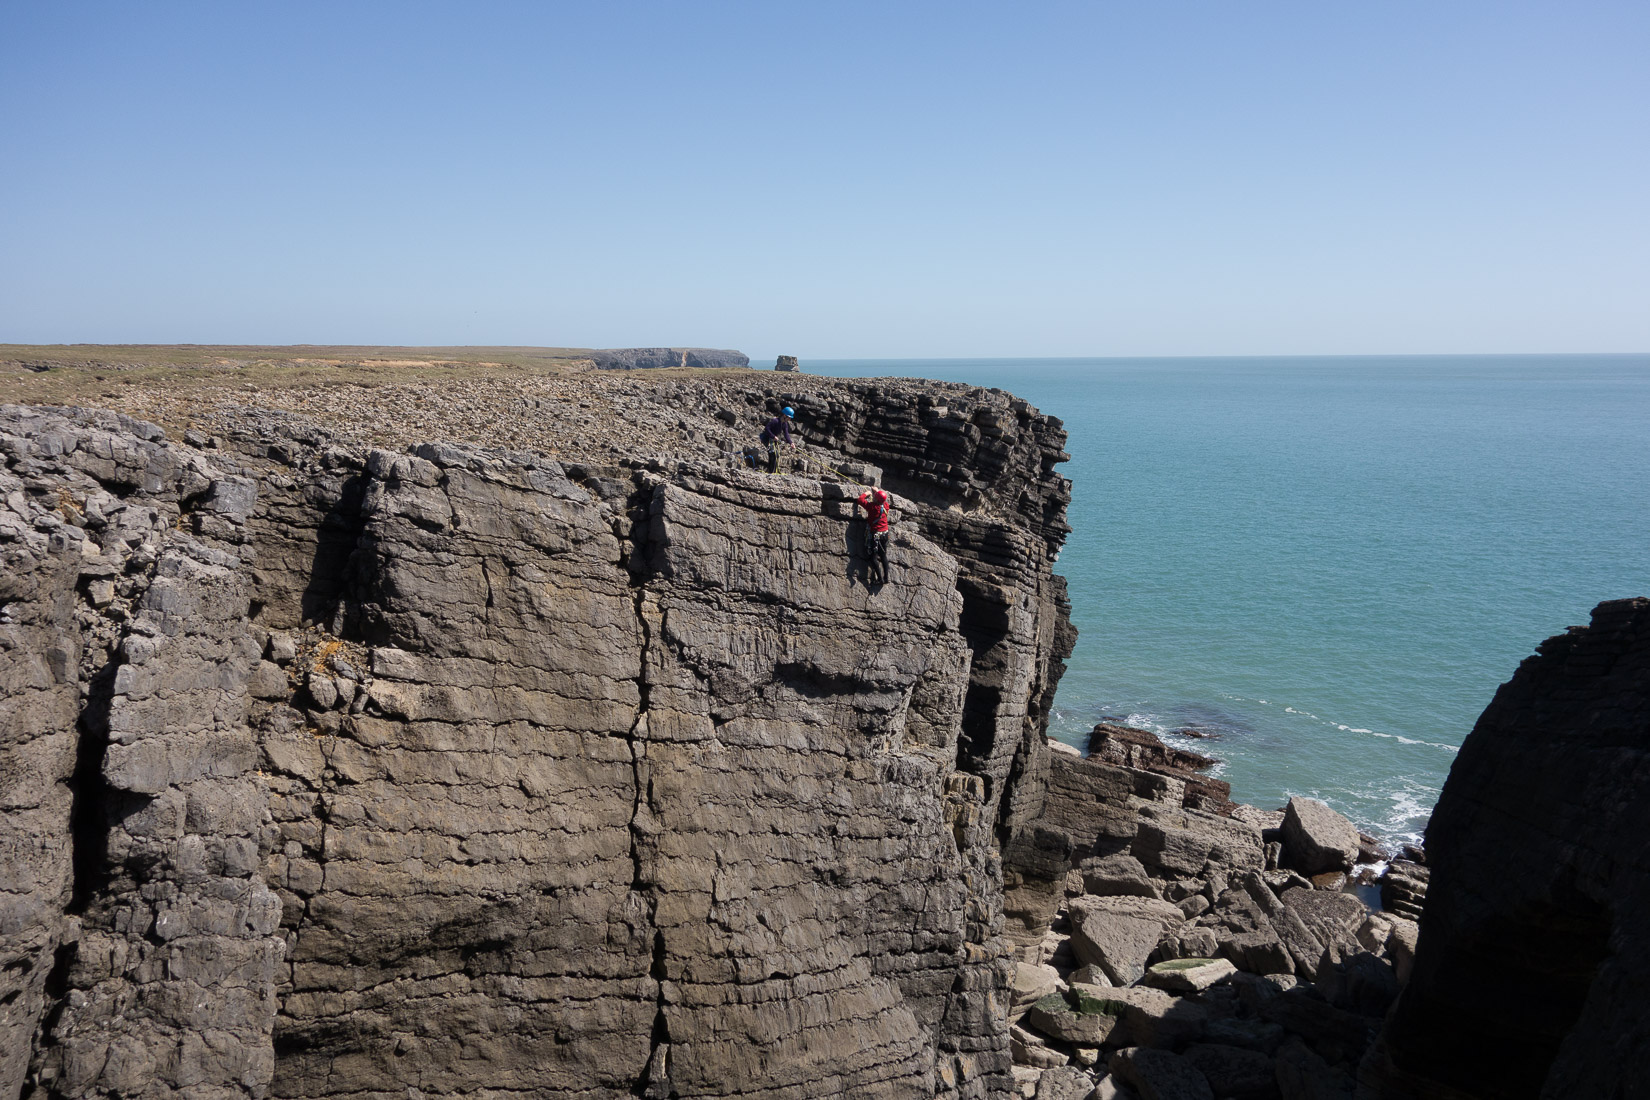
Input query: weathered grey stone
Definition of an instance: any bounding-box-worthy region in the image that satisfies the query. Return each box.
[1068,895,1186,985]
[1176,894,1211,919]
[1274,1037,1352,1100]
[1279,887,1366,953]
[1259,990,1371,1065]
[1095,1075,1142,1100]
[2,375,1087,1100]
[1036,1065,1098,1100]
[1108,1046,1215,1100]
[1314,946,1398,1017]
[1280,798,1359,876]
[266,630,297,664]
[1012,1024,1071,1070]
[247,659,289,700]
[1070,964,1112,987]
[1014,1066,1046,1097]
[1132,805,1265,880]
[1144,958,1238,993]
[1073,984,1206,1050]
[1014,961,1063,1019]
[1384,918,1418,987]
[1180,1043,1278,1099]
[1082,852,1162,899]
[1026,992,1122,1046]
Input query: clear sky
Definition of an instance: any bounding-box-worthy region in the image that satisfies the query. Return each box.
[2,1,1645,358]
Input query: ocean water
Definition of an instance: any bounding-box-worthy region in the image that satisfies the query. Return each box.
[808,355,1650,850]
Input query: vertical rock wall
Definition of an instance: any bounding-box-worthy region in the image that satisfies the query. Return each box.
[2,407,284,1098]
[1,381,1077,1100]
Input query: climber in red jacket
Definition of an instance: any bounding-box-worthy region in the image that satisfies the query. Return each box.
[856,486,892,585]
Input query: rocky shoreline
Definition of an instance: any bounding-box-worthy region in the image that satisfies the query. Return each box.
[993,719,1425,1098]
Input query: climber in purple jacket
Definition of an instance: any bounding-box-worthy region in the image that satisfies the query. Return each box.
[759,407,796,473]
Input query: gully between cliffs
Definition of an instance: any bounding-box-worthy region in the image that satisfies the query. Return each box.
[0,377,1077,1100]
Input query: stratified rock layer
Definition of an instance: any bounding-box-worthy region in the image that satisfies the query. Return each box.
[589,348,750,370]
[0,373,1075,1100]
[1364,598,1650,1099]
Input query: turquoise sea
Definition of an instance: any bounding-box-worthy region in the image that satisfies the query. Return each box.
[810,355,1650,851]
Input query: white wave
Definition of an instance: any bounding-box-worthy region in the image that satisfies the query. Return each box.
[1364,730,1459,752]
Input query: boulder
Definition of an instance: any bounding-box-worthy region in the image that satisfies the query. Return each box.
[1026,991,1122,1047]
[1081,852,1162,899]
[1280,888,1366,955]
[1384,918,1418,986]
[1131,805,1265,879]
[1354,913,1393,956]
[1012,1023,1072,1070]
[1074,983,1206,1050]
[1176,895,1211,919]
[266,631,296,664]
[1201,880,1303,976]
[1314,947,1398,1017]
[1094,1075,1141,1100]
[1375,860,1429,921]
[1071,964,1113,987]
[1180,1043,1278,1100]
[1259,990,1371,1065]
[1262,869,1313,896]
[1037,1066,1099,1100]
[1280,797,1359,875]
[1274,1037,1353,1100]
[1108,1047,1215,1100]
[1069,895,1187,985]
[1014,961,1063,1019]
[1227,972,1295,1014]
[248,659,289,700]
[1229,805,1285,832]
[1163,926,1220,961]
[1144,958,1238,993]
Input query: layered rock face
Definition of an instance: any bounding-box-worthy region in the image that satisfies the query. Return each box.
[0,375,1075,1099]
[1363,597,1650,1099]
[588,348,750,370]
[1,408,282,1098]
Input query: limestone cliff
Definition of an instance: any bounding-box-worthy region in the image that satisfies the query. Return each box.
[588,349,750,371]
[1361,597,1650,1099]
[0,373,1074,1099]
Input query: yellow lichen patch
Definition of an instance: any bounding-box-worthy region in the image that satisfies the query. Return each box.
[55,486,81,520]
[312,639,346,673]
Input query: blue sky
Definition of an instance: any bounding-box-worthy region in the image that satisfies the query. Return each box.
[2,1,1645,358]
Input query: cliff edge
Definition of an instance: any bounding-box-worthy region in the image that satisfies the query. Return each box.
[0,371,1073,1100]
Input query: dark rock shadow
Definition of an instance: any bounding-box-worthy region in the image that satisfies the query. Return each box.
[300,473,366,632]
[843,519,875,589]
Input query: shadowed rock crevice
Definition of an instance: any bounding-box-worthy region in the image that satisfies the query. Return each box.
[65,656,119,916]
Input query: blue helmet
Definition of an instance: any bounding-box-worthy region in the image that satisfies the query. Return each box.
[783,407,794,417]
